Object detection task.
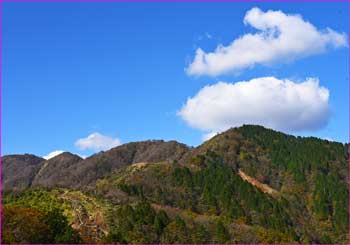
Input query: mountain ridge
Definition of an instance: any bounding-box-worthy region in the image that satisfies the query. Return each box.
[2,125,348,191]
[2,125,349,243]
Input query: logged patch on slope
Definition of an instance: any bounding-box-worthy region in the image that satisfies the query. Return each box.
[238,169,279,196]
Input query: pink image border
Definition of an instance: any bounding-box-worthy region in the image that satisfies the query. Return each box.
[0,0,348,244]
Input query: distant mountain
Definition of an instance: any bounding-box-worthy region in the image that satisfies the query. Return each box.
[31,152,83,188]
[63,140,189,188]
[2,154,45,190]
[2,125,349,244]
[2,140,189,190]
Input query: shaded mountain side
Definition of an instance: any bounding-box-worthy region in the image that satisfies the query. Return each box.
[2,140,189,190]
[2,154,45,190]
[32,152,83,188]
[66,140,190,188]
[27,140,188,189]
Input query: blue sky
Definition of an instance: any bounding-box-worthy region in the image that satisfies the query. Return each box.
[3,2,349,158]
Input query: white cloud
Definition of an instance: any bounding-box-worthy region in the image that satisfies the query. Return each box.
[202,131,219,141]
[186,7,346,76]
[77,154,87,159]
[178,76,330,139]
[75,132,121,151]
[323,137,334,142]
[43,150,64,160]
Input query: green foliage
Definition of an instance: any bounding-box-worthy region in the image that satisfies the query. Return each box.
[313,170,348,234]
[118,183,144,199]
[2,189,65,212]
[2,205,52,243]
[191,225,209,243]
[215,220,230,243]
[134,202,156,225]
[42,208,81,243]
[188,155,206,167]
[3,188,112,243]
[254,226,296,243]
[237,125,348,238]
[171,151,293,234]
[154,210,170,235]
[238,125,347,184]
[161,216,190,243]
[106,201,167,243]
[103,231,127,244]
[2,205,81,244]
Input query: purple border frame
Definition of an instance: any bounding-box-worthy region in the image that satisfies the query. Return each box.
[1,0,350,2]
[1,1,3,244]
[0,1,349,245]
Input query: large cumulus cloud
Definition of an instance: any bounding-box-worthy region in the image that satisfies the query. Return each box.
[186,7,346,76]
[178,77,330,140]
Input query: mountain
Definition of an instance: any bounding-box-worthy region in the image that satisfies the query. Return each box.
[2,154,45,190]
[31,152,83,188]
[2,140,189,191]
[65,140,189,188]
[2,125,349,244]
[195,125,348,190]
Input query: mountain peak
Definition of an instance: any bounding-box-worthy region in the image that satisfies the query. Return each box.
[2,154,45,190]
[48,151,82,161]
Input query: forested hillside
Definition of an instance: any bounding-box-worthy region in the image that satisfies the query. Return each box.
[2,125,349,243]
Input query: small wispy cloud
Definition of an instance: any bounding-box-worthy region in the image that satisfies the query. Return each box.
[197,32,213,41]
[43,150,64,160]
[75,132,121,151]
